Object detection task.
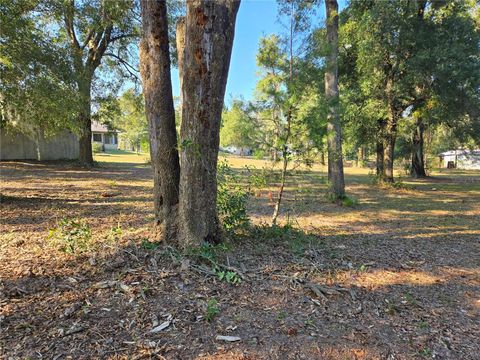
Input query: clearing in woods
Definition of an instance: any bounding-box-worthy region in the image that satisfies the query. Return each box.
[1,151,479,359]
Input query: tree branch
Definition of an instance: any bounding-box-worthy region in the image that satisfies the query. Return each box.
[64,0,80,49]
[110,33,138,43]
[104,52,139,81]
[82,28,95,50]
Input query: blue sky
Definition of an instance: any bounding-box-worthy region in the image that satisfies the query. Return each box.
[170,0,347,103]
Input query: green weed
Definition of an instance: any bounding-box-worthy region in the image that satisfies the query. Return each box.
[48,218,92,254]
[205,298,220,322]
[141,239,159,250]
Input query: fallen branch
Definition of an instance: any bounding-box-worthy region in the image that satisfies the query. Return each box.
[306,283,356,301]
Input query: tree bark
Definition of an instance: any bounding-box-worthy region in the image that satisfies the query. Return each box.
[78,76,94,166]
[376,119,386,177]
[139,0,181,242]
[376,139,384,177]
[410,116,426,178]
[176,17,186,100]
[325,0,345,199]
[178,0,240,248]
[384,104,397,183]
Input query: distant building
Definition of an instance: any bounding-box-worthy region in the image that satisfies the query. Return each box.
[439,149,480,170]
[91,122,118,151]
[222,145,252,156]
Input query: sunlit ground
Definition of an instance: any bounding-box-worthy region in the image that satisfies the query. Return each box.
[1,151,479,359]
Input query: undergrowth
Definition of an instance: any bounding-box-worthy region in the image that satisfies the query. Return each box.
[48,218,92,254]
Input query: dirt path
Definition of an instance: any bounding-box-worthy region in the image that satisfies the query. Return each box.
[1,160,479,359]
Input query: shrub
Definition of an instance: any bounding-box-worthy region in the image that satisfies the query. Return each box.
[217,160,250,234]
[49,218,92,254]
[92,142,103,153]
[253,149,265,159]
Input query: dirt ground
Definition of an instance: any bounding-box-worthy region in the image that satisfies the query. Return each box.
[1,153,479,359]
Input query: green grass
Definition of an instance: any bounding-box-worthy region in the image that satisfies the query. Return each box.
[94,149,149,164]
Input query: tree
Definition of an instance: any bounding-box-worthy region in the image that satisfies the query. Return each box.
[111,89,148,152]
[177,0,240,247]
[0,1,78,137]
[324,0,345,196]
[139,0,180,242]
[408,0,480,177]
[220,99,255,150]
[342,1,424,182]
[47,0,139,166]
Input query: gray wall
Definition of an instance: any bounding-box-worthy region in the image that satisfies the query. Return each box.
[0,129,79,160]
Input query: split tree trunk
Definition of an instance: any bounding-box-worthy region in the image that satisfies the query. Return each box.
[78,77,94,166]
[178,0,240,248]
[324,0,345,199]
[410,116,426,178]
[139,0,181,242]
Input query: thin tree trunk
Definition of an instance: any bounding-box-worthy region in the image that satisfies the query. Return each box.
[325,0,345,199]
[140,0,181,242]
[356,146,365,167]
[320,150,325,166]
[271,108,292,225]
[271,3,295,225]
[78,77,94,166]
[411,116,426,178]
[376,139,384,177]
[178,0,240,248]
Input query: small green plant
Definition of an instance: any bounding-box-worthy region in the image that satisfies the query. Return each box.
[205,298,220,322]
[187,243,241,284]
[325,192,358,207]
[419,346,432,357]
[403,291,417,305]
[49,218,92,254]
[141,238,159,250]
[107,225,122,243]
[217,160,250,234]
[214,268,242,284]
[107,179,118,187]
[304,319,314,328]
[341,195,358,207]
[417,320,429,329]
[277,310,287,321]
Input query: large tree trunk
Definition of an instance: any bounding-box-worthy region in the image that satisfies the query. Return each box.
[78,77,94,166]
[139,0,181,242]
[325,0,345,199]
[410,116,427,178]
[178,0,240,248]
[376,119,386,177]
[384,106,397,183]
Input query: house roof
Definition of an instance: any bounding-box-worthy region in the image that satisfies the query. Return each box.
[439,149,480,156]
[91,121,118,133]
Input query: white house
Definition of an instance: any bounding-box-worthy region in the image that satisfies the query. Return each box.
[91,122,118,150]
[439,149,480,170]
